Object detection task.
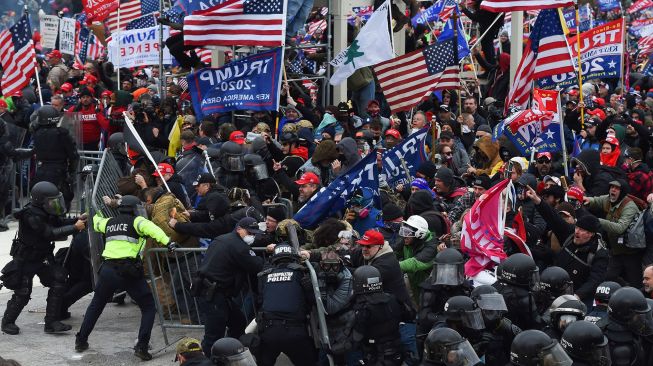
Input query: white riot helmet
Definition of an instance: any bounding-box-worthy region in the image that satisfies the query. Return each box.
[399,215,429,239]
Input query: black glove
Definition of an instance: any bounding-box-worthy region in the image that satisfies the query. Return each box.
[167,242,179,253]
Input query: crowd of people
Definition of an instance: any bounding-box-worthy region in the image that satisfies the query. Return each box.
[3,1,653,366]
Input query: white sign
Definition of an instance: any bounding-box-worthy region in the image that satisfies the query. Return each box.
[108,26,171,68]
[39,15,60,49]
[58,18,76,55]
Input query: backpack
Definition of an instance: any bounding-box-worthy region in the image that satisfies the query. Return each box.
[605,196,647,249]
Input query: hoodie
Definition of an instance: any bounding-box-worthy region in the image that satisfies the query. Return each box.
[473,136,502,177]
[336,137,361,173]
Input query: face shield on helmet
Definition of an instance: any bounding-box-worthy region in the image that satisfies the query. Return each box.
[443,339,481,366]
[528,269,541,291]
[43,193,66,216]
[249,163,269,180]
[540,342,573,366]
[476,293,508,313]
[557,314,580,332]
[627,308,653,336]
[134,203,148,217]
[222,154,245,172]
[212,348,257,366]
[433,263,465,286]
[460,308,485,330]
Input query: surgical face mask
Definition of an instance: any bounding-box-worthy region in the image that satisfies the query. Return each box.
[243,235,255,245]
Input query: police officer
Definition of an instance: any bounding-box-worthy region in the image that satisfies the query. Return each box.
[1,182,86,335]
[493,253,542,330]
[543,295,587,340]
[421,327,481,366]
[75,195,174,360]
[194,217,264,356]
[210,337,256,366]
[218,141,249,190]
[31,105,79,210]
[0,117,32,230]
[106,132,131,176]
[600,286,653,366]
[351,265,405,365]
[584,281,620,324]
[434,296,486,356]
[509,329,573,366]
[534,266,574,315]
[560,320,611,366]
[256,243,317,366]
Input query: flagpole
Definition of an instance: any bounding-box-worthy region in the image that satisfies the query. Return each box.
[621,16,626,89]
[557,90,569,177]
[25,8,44,106]
[159,0,165,99]
[387,0,395,55]
[116,7,121,91]
[452,10,461,112]
[574,1,584,129]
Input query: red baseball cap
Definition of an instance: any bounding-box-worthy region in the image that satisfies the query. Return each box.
[84,74,98,84]
[385,128,401,139]
[101,90,113,98]
[536,152,552,160]
[567,186,584,202]
[295,172,320,185]
[47,49,62,59]
[152,163,174,177]
[229,131,245,145]
[0,99,7,109]
[60,82,73,93]
[586,108,606,121]
[592,96,605,106]
[568,89,579,96]
[357,230,385,246]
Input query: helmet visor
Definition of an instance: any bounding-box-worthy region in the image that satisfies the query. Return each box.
[628,309,653,336]
[43,193,66,216]
[434,263,465,286]
[541,342,573,366]
[224,349,257,366]
[476,293,508,312]
[251,164,269,180]
[558,314,579,331]
[134,203,147,217]
[399,224,417,238]
[461,308,485,330]
[529,269,541,291]
[444,339,481,366]
[224,155,245,171]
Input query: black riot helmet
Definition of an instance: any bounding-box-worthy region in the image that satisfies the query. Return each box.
[537,266,573,298]
[471,285,508,326]
[549,295,587,332]
[250,137,271,161]
[510,330,573,366]
[270,243,301,265]
[444,295,485,330]
[608,286,653,336]
[594,281,621,305]
[496,253,539,289]
[220,141,245,172]
[353,265,383,295]
[210,337,256,366]
[30,181,66,216]
[423,327,481,366]
[118,195,147,217]
[561,321,611,366]
[431,248,465,286]
[37,105,61,126]
[107,132,127,155]
[243,153,269,181]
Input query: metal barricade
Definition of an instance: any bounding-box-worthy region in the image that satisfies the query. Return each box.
[72,150,104,215]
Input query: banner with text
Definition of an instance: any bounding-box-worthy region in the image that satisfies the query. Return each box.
[108,26,172,68]
[382,127,429,189]
[39,15,60,49]
[538,19,623,89]
[598,0,621,11]
[187,47,282,120]
[83,0,119,23]
[59,18,76,55]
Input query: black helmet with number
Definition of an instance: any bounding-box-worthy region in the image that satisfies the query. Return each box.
[608,286,653,336]
[594,281,621,305]
[270,243,300,264]
[510,330,572,366]
[220,141,245,172]
[31,181,66,216]
[497,253,539,289]
[431,248,465,286]
[37,105,61,126]
[549,295,587,332]
[210,337,256,366]
[353,265,383,295]
[560,321,611,366]
[423,327,481,366]
[444,295,485,330]
[118,195,147,217]
[471,285,508,327]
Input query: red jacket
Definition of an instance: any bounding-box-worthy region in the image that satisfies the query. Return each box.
[67,103,109,144]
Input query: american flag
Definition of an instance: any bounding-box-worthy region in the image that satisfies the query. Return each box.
[126,13,158,30]
[480,0,572,12]
[183,0,285,47]
[438,0,457,23]
[0,14,36,97]
[374,38,460,113]
[288,51,304,74]
[504,9,574,112]
[87,33,105,60]
[75,27,106,68]
[106,0,159,35]
[306,19,326,38]
[639,35,653,56]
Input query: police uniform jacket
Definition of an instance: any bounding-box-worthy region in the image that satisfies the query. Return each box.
[93,213,169,259]
[257,262,313,321]
[13,204,79,260]
[33,125,78,174]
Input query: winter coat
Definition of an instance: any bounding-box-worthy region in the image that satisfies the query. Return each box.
[336,137,361,173]
[395,233,437,304]
[473,136,502,177]
[587,194,640,256]
[150,192,198,248]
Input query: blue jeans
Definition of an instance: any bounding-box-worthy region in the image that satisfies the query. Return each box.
[352,80,376,118]
[286,0,315,37]
[400,322,418,365]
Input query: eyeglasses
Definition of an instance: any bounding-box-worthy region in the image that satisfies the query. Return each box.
[475,135,484,138]
[536,158,551,164]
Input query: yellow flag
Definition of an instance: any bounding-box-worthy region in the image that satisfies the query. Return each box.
[167,116,184,157]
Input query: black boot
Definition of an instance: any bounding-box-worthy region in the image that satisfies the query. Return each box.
[45,285,71,333]
[1,319,19,335]
[134,344,153,361]
[2,296,26,335]
[44,320,72,333]
[75,334,89,352]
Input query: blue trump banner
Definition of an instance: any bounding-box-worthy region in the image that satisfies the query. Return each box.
[495,109,557,155]
[382,127,429,189]
[439,16,470,60]
[538,19,623,89]
[175,0,228,14]
[411,1,442,27]
[294,153,380,229]
[598,0,621,11]
[187,48,283,120]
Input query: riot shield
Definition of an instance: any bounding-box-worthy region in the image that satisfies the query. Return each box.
[59,111,83,149]
[1,122,28,218]
[91,150,123,218]
[87,205,105,287]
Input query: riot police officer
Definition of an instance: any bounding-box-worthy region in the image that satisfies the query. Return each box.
[560,320,611,366]
[543,295,587,340]
[107,132,131,176]
[256,244,317,366]
[534,266,574,315]
[218,141,248,190]
[31,105,79,210]
[1,182,86,335]
[210,337,256,366]
[584,281,620,325]
[0,117,32,230]
[75,195,174,360]
[434,296,486,357]
[351,265,405,365]
[600,286,653,366]
[509,329,573,366]
[493,253,542,330]
[421,327,481,366]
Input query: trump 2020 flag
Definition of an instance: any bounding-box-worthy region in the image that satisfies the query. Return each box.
[460,178,510,277]
[382,127,429,189]
[531,88,562,153]
[187,47,283,120]
[329,0,393,85]
[294,153,380,229]
[495,108,555,155]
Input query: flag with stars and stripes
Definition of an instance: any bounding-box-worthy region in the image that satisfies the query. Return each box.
[288,51,304,74]
[0,14,36,97]
[106,0,160,35]
[184,0,285,47]
[161,6,185,24]
[75,27,91,66]
[87,32,106,60]
[126,13,158,30]
[374,38,460,113]
[481,0,572,12]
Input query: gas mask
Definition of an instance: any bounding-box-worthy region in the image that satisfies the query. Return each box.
[319,259,342,284]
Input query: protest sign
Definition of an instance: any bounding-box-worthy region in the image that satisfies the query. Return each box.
[382,127,429,189]
[83,0,119,23]
[107,26,171,68]
[39,15,59,49]
[598,0,621,11]
[58,18,76,55]
[175,0,228,14]
[187,47,283,120]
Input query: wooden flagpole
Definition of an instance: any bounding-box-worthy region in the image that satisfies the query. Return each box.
[575,2,584,129]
